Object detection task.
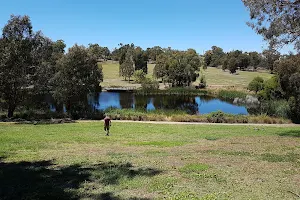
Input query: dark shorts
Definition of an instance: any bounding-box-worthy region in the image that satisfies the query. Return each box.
[104,126,110,131]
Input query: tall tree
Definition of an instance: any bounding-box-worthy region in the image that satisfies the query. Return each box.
[275,54,300,122]
[262,48,280,73]
[249,51,262,70]
[52,44,103,113]
[237,53,251,70]
[242,0,300,52]
[154,49,200,86]
[146,46,163,62]
[0,15,34,117]
[134,47,148,73]
[227,57,238,74]
[119,49,135,82]
[118,43,135,65]
[204,46,225,67]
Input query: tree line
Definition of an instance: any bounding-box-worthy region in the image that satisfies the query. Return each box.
[0,15,103,117]
[203,46,282,74]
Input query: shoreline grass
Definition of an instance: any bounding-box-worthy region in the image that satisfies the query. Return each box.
[105,109,291,124]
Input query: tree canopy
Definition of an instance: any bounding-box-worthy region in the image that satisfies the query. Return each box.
[243,0,300,52]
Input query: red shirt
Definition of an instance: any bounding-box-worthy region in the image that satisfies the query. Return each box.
[104,117,111,126]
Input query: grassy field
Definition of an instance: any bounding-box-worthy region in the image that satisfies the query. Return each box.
[202,68,273,88]
[100,61,155,88]
[0,122,299,199]
[99,61,272,89]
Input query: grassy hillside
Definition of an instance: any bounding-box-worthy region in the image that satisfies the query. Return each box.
[99,61,272,89]
[0,122,299,199]
[202,67,273,88]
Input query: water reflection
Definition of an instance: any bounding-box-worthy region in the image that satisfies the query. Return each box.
[87,92,248,115]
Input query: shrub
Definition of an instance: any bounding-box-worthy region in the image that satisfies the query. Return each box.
[248,77,264,93]
[133,69,146,83]
[207,111,226,123]
[199,74,207,89]
[141,78,159,91]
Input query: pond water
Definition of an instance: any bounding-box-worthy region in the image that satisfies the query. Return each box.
[86,92,248,115]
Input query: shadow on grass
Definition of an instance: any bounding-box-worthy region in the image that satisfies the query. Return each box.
[278,130,300,138]
[0,158,161,200]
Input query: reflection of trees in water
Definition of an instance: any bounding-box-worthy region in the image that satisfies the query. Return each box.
[134,96,148,110]
[200,95,216,102]
[151,95,199,114]
[119,93,134,109]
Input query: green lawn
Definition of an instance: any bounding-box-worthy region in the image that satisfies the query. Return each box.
[0,122,299,199]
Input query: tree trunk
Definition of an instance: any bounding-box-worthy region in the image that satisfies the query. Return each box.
[7,104,16,118]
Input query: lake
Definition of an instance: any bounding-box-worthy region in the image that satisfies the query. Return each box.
[86,92,248,115]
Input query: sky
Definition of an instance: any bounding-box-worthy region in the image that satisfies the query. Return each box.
[0,0,289,53]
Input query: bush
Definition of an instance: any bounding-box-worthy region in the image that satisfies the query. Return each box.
[133,69,146,83]
[248,77,264,93]
[257,100,291,119]
[207,111,226,123]
[199,74,207,89]
[288,96,300,123]
[141,78,159,91]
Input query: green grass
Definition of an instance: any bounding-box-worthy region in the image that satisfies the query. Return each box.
[179,163,210,173]
[100,61,155,88]
[0,122,300,199]
[202,67,273,88]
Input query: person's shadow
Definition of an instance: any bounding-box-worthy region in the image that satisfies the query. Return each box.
[0,157,160,200]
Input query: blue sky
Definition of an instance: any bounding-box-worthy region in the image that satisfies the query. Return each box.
[0,0,281,53]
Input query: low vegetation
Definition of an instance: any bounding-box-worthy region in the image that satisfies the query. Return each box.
[105,109,291,124]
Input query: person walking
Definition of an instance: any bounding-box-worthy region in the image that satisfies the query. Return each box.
[104,115,111,136]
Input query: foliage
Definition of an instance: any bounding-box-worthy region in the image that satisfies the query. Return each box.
[0,15,35,117]
[116,43,135,65]
[134,47,148,73]
[119,49,135,82]
[249,51,262,70]
[223,50,252,73]
[217,90,247,100]
[104,108,290,124]
[258,76,282,100]
[275,54,300,122]
[243,0,300,52]
[204,46,225,67]
[248,77,264,93]
[87,43,110,60]
[207,111,226,123]
[227,57,238,74]
[146,46,163,62]
[262,48,280,73]
[153,48,201,86]
[141,78,159,91]
[237,53,250,70]
[253,100,291,119]
[133,70,146,83]
[199,74,207,89]
[52,44,103,114]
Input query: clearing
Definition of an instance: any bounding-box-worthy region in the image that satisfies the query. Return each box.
[0,122,299,199]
